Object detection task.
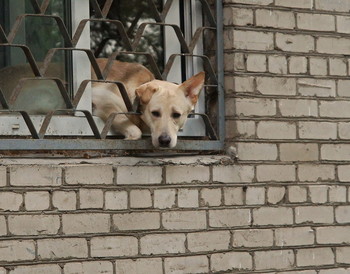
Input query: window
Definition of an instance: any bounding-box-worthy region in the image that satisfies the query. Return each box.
[0,0,224,151]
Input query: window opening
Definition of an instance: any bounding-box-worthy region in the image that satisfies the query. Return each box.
[0,0,224,151]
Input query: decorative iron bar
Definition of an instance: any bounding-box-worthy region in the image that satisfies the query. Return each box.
[0,0,224,151]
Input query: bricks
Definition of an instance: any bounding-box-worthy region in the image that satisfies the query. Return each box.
[330,58,347,76]
[163,211,206,230]
[256,165,296,182]
[320,101,350,118]
[10,165,61,186]
[233,76,255,92]
[213,165,254,183]
[233,229,273,247]
[90,236,138,257]
[166,165,209,184]
[338,165,350,181]
[310,57,327,75]
[315,0,350,12]
[321,144,350,161]
[338,80,350,97]
[309,186,328,203]
[105,190,128,210]
[317,226,350,244]
[237,142,278,161]
[79,189,103,209]
[224,7,253,26]
[267,187,286,204]
[297,13,335,31]
[275,0,313,9]
[200,188,222,206]
[113,212,160,231]
[276,33,314,52]
[0,216,6,236]
[247,54,266,72]
[253,207,293,225]
[297,79,336,97]
[275,227,314,246]
[337,16,350,34]
[154,189,176,209]
[164,255,209,274]
[224,187,244,205]
[232,30,274,51]
[336,247,350,264]
[117,166,162,185]
[256,9,295,29]
[130,189,152,208]
[37,238,88,259]
[211,252,253,272]
[298,122,337,140]
[140,233,186,254]
[8,215,60,235]
[227,0,273,5]
[62,213,110,234]
[25,191,50,211]
[234,98,277,117]
[335,206,350,223]
[187,231,230,252]
[288,186,307,203]
[289,56,307,74]
[0,166,7,187]
[257,121,296,139]
[317,37,350,55]
[209,209,251,227]
[297,248,334,266]
[64,261,113,274]
[0,192,22,211]
[295,206,334,224]
[246,187,265,205]
[178,188,198,208]
[115,258,162,274]
[256,77,296,95]
[52,191,76,211]
[11,265,61,274]
[0,240,35,261]
[255,250,294,270]
[65,165,113,185]
[279,99,318,117]
[280,143,319,162]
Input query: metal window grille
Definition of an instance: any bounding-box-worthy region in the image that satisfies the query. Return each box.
[0,0,224,152]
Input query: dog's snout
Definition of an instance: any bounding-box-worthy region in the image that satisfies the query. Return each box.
[158,134,171,147]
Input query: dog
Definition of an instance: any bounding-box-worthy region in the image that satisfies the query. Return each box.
[93,58,205,148]
[0,58,205,148]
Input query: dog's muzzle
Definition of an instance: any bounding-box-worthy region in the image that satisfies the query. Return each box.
[158,133,171,148]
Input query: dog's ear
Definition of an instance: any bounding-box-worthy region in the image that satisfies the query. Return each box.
[135,82,159,104]
[180,71,205,105]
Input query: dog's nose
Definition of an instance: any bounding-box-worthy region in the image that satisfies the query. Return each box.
[158,134,171,147]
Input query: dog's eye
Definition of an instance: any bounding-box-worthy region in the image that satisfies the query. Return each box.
[172,112,181,119]
[151,111,161,117]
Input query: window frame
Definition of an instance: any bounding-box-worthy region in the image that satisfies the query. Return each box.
[0,0,225,152]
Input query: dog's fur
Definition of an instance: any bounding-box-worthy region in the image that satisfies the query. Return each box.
[0,59,205,148]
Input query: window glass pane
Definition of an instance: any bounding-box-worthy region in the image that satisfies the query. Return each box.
[90,0,164,72]
[0,0,72,113]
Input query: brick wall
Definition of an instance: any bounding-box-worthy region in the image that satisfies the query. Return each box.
[223,0,350,273]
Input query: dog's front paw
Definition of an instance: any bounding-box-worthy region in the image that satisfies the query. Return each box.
[124,126,142,140]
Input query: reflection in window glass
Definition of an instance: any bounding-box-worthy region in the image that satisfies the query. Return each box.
[0,0,71,111]
[90,0,164,72]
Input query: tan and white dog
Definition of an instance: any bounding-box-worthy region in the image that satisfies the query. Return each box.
[0,58,205,148]
[93,58,205,148]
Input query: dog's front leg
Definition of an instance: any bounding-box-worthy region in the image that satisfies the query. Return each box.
[92,87,142,140]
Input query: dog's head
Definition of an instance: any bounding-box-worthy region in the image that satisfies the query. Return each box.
[136,72,205,148]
